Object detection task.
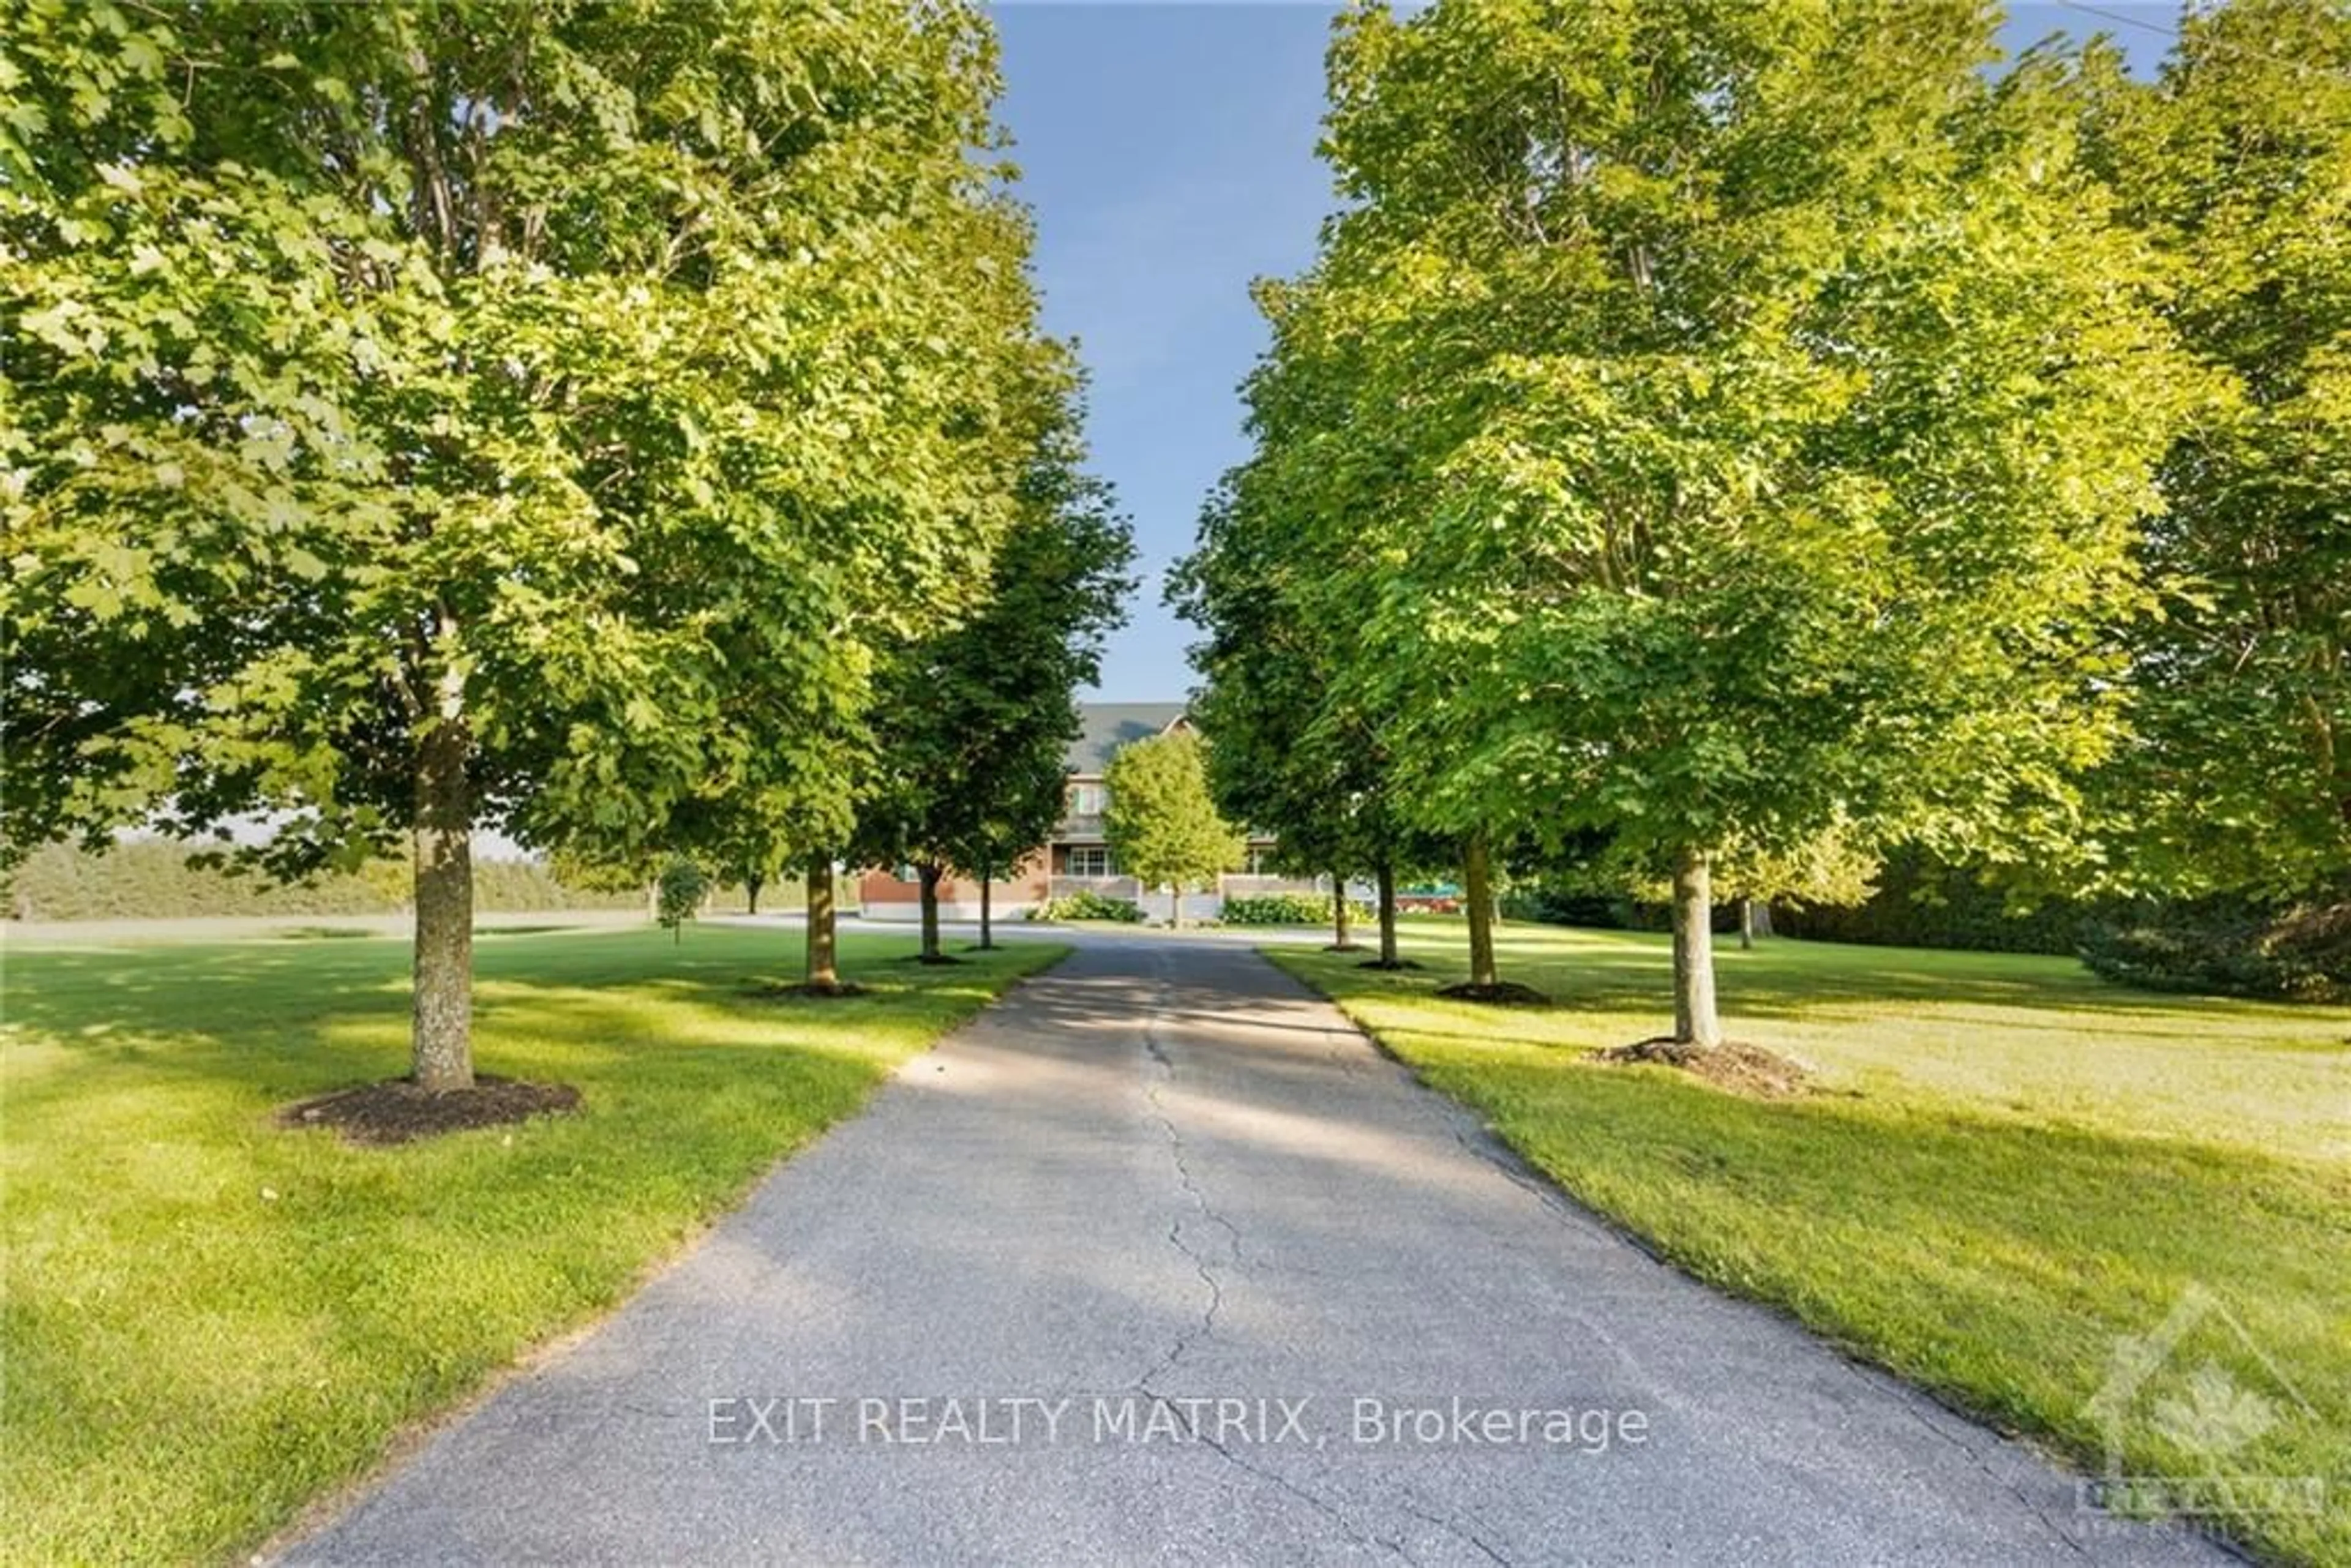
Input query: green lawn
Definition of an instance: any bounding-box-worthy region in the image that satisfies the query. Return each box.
[1271,924,2350,1566]
[1,922,1063,1565]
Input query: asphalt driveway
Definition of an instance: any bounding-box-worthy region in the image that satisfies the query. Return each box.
[285,935,2221,1565]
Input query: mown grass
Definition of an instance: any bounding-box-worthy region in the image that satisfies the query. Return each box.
[1271,923,2350,1566]
[1,922,1063,1564]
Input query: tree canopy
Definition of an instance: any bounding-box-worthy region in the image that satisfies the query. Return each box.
[1193,0,2202,1043]
[2068,0,2351,899]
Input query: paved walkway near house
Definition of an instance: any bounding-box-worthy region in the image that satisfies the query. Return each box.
[286,936,2219,1566]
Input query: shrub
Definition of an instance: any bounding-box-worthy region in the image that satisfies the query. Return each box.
[1221,892,1372,927]
[2080,893,2350,1002]
[1503,883,1625,928]
[1501,882,1728,932]
[1029,890,1145,923]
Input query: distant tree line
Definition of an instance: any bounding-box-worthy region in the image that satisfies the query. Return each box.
[4,840,643,923]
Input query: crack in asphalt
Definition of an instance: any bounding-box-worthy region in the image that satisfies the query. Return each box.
[1134,977,1232,1390]
[1133,968,1412,1564]
[1190,1423,1413,1563]
[1315,1018,1376,1080]
[1886,1393,2096,1560]
[1397,1487,1513,1566]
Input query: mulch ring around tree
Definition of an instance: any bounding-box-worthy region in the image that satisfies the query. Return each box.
[1433,980,1550,1005]
[744,980,873,1000]
[1595,1037,1810,1098]
[1358,958,1422,972]
[278,1075,582,1146]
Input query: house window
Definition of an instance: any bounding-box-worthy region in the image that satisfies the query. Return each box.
[1068,846,1114,879]
[1068,782,1107,816]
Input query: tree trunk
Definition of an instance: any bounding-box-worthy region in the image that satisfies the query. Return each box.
[745,872,763,917]
[1170,883,1183,931]
[1463,833,1498,988]
[1739,897,1756,951]
[645,879,659,923]
[1331,870,1352,948]
[411,658,474,1093]
[806,861,839,989]
[918,863,942,961]
[1673,849,1724,1048]
[1377,860,1399,967]
[979,868,994,950]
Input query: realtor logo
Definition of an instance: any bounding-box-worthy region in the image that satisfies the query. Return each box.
[2079,1283,2325,1523]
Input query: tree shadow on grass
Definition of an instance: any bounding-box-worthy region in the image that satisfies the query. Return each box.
[2,930,1059,1117]
[1286,928,2346,1032]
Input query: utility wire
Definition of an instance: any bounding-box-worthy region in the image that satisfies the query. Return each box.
[2050,0,2351,79]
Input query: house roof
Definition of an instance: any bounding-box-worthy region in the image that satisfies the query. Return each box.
[1066,702,1189,775]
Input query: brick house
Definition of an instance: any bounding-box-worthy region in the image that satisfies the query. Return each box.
[856,702,1303,922]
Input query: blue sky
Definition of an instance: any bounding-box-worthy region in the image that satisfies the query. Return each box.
[992,3,2173,702]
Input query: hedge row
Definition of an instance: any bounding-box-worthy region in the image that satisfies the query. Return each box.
[1221,892,1376,927]
[1027,890,1145,923]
